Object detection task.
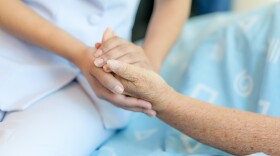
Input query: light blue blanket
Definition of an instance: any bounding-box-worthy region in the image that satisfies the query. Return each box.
[92,3,280,156]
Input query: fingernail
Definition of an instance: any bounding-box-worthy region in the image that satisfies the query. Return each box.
[113,85,124,94]
[142,104,152,110]
[146,110,156,117]
[94,58,104,67]
[151,111,157,117]
[95,43,101,49]
[94,49,103,57]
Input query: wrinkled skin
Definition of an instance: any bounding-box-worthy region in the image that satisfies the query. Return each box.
[106,59,174,112]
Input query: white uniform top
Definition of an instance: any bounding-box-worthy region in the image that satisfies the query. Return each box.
[0,0,140,129]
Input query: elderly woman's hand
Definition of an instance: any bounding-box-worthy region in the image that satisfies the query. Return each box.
[106,59,175,112]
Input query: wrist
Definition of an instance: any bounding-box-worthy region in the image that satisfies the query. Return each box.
[153,85,178,113]
[72,46,95,71]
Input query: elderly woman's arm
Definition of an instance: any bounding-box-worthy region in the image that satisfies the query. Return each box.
[107,59,280,155]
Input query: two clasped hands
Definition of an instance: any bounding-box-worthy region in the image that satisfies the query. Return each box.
[77,28,170,117]
[75,28,280,155]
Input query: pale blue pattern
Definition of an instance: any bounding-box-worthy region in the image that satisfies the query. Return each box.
[92,3,280,156]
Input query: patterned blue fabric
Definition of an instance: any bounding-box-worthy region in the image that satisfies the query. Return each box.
[92,3,280,156]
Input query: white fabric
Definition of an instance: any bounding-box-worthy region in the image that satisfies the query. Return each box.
[77,74,131,129]
[0,82,114,156]
[0,0,139,129]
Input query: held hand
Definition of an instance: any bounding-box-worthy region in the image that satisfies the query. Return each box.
[94,28,153,72]
[76,48,156,116]
[74,29,156,116]
[106,59,174,112]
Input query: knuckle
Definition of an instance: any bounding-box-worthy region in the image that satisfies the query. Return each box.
[130,75,139,83]
[134,74,146,85]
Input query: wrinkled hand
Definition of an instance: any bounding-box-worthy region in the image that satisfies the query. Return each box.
[94,28,153,72]
[75,33,156,116]
[106,59,174,112]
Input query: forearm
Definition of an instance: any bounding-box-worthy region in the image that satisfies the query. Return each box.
[143,0,191,71]
[157,92,280,155]
[0,0,87,67]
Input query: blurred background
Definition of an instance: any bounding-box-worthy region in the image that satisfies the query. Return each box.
[132,0,279,41]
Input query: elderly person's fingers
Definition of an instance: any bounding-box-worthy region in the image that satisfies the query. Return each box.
[106,59,173,112]
[85,69,153,111]
[89,65,124,94]
[106,59,141,81]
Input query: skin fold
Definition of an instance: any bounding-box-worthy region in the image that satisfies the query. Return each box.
[106,59,280,155]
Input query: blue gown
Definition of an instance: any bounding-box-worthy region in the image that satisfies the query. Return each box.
[93,3,280,156]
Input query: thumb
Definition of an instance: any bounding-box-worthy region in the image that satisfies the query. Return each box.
[107,59,141,81]
[102,28,115,43]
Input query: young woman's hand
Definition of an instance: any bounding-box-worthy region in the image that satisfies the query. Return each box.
[94,29,154,72]
[106,59,175,113]
[75,28,157,116]
[76,47,156,116]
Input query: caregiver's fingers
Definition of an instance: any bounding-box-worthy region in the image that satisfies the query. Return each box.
[144,109,157,117]
[112,94,152,110]
[95,36,126,58]
[120,106,157,117]
[87,74,151,110]
[90,66,124,94]
[103,64,111,72]
[94,28,116,57]
[95,42,101,49]
[93,28,115,60]
[102,28,115,43]
[106,59,141,81]
[94,45,132,67]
